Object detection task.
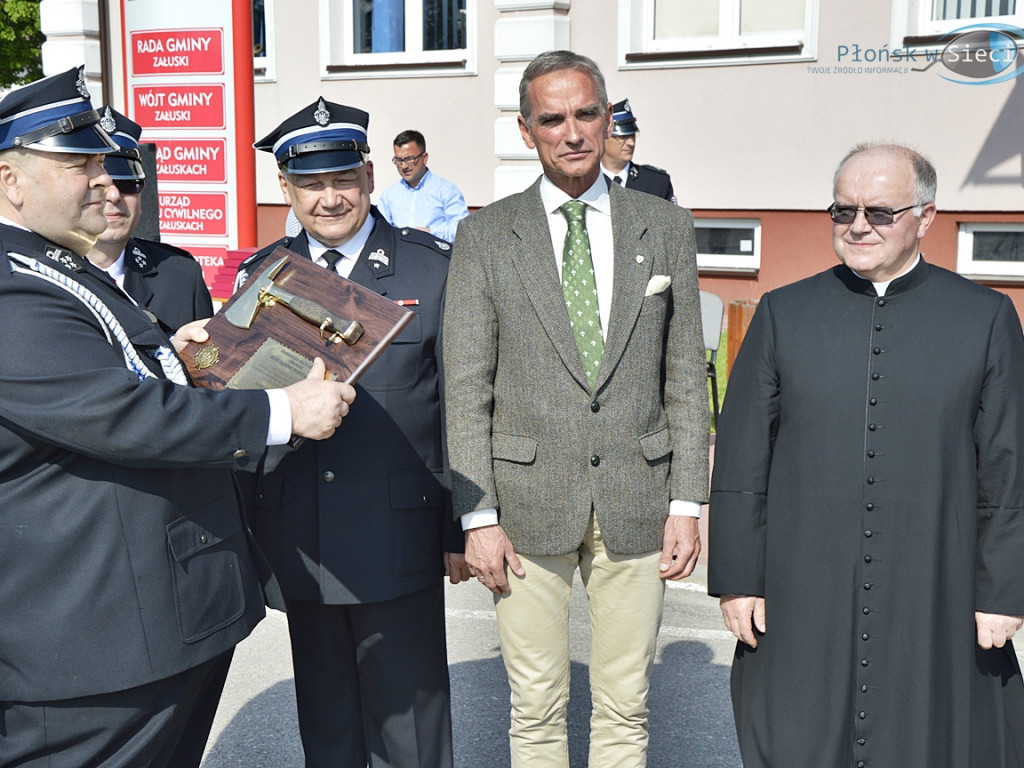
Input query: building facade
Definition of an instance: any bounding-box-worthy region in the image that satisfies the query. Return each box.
[47,0,1024,314]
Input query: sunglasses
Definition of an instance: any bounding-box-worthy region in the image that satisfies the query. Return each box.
[113,179,145,195]
[828,203,920,226]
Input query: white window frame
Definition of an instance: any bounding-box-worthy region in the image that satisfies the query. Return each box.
[695,218,761,273]
[253,0,276,81]
[322,0,477,77]
[896,0,1021,41]
[956,222,1024,279]
[619,0,819,69]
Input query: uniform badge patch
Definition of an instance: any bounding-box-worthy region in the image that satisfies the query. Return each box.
[132,246,148,269]
[369,249,389,269]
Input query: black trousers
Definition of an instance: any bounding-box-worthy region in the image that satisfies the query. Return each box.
[286,583,453,768]
[0,651,232,768]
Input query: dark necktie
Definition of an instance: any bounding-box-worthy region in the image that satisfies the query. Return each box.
[613,176,622,185]
[322,249,343,272]
[560,200,603,388]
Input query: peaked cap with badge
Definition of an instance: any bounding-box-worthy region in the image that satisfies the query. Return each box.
[254,97,370,174]
[98,106,145,181]
[611,98,639,137]
[0,66,117,154]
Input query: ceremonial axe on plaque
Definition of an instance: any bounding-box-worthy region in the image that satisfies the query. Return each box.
[225,256,364,345]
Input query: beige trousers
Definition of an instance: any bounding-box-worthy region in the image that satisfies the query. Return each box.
[493,514,665,768]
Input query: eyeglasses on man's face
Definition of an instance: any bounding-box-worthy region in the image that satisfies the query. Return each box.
[391,152,425,167]
[828,202,921,227]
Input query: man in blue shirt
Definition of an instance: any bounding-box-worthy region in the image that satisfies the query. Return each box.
[377,129,469,243]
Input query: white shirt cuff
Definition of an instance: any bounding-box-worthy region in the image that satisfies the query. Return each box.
[669,500,702,519]
[461,508,499,530]
[265,389,293,445]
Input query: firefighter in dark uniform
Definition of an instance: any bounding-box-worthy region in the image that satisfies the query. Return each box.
[0,68,354,768]
[87,106,213,333]
[601,98,677,203]
[238,97,469,768]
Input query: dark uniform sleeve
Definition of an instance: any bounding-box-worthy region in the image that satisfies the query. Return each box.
[0,259,269,470]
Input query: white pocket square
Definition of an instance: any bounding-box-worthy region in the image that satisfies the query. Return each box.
[645,275,671,297]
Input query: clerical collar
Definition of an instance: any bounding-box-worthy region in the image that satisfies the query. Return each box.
[852,254,921,297]
[304,213,374,263]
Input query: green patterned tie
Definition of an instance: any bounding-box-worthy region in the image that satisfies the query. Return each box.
[560,200,604,387]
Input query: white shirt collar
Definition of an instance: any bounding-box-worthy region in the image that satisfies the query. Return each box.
[539,173,611,217]
[304,212,375,263]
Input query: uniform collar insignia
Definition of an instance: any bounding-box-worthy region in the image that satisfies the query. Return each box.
[629,165,639,179]
[99,106,116,133]
[369,248,389,269]
[313,98,331,127]
[45,247,83,271]
[76,69,90,99]
[131,245,148,270]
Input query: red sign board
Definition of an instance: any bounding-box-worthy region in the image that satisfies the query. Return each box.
[134,84,225,129]
[159,192,229,237]
[131,29,223,76]
[154,139,227,183]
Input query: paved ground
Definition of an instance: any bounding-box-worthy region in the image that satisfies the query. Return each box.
[200,563,742,768]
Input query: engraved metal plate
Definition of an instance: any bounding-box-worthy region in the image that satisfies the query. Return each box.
[227,338,314,390]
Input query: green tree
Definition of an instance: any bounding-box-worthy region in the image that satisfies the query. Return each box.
[0,1,44,88]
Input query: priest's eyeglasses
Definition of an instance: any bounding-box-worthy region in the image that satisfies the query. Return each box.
[828,203,921,226]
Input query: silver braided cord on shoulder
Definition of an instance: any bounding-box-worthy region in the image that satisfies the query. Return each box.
[8,252,188,385]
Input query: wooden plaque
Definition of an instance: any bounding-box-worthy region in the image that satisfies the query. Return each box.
[182,246,413,389]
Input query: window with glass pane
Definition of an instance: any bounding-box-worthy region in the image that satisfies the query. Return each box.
[741,0,805,34]
[956,223,1024,278]
[697,226,756,256]
[354,0,404,53]
[254,0,266,58]
[695,219,760,271]
[352,0,465,54]
[653,0,805,40]
[973,231,1024,262]
[424,0,466,51]
[932,0,1016,20]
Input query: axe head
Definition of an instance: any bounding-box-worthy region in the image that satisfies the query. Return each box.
[224,256,289,329]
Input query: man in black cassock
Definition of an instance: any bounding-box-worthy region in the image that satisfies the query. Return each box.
[709,142,1024,768]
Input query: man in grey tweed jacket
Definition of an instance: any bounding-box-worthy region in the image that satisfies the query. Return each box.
[443,50,709,768]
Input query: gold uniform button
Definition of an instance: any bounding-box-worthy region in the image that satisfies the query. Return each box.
[233,449,248,459]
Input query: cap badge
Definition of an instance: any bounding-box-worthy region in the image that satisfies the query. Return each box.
[75,69,90,99]
[99,106,116,133]
[369,248,389,269]
[313,98,331,127]
[132,245,148,269]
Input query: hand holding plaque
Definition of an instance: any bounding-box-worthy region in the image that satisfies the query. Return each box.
[182,246,413,389]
